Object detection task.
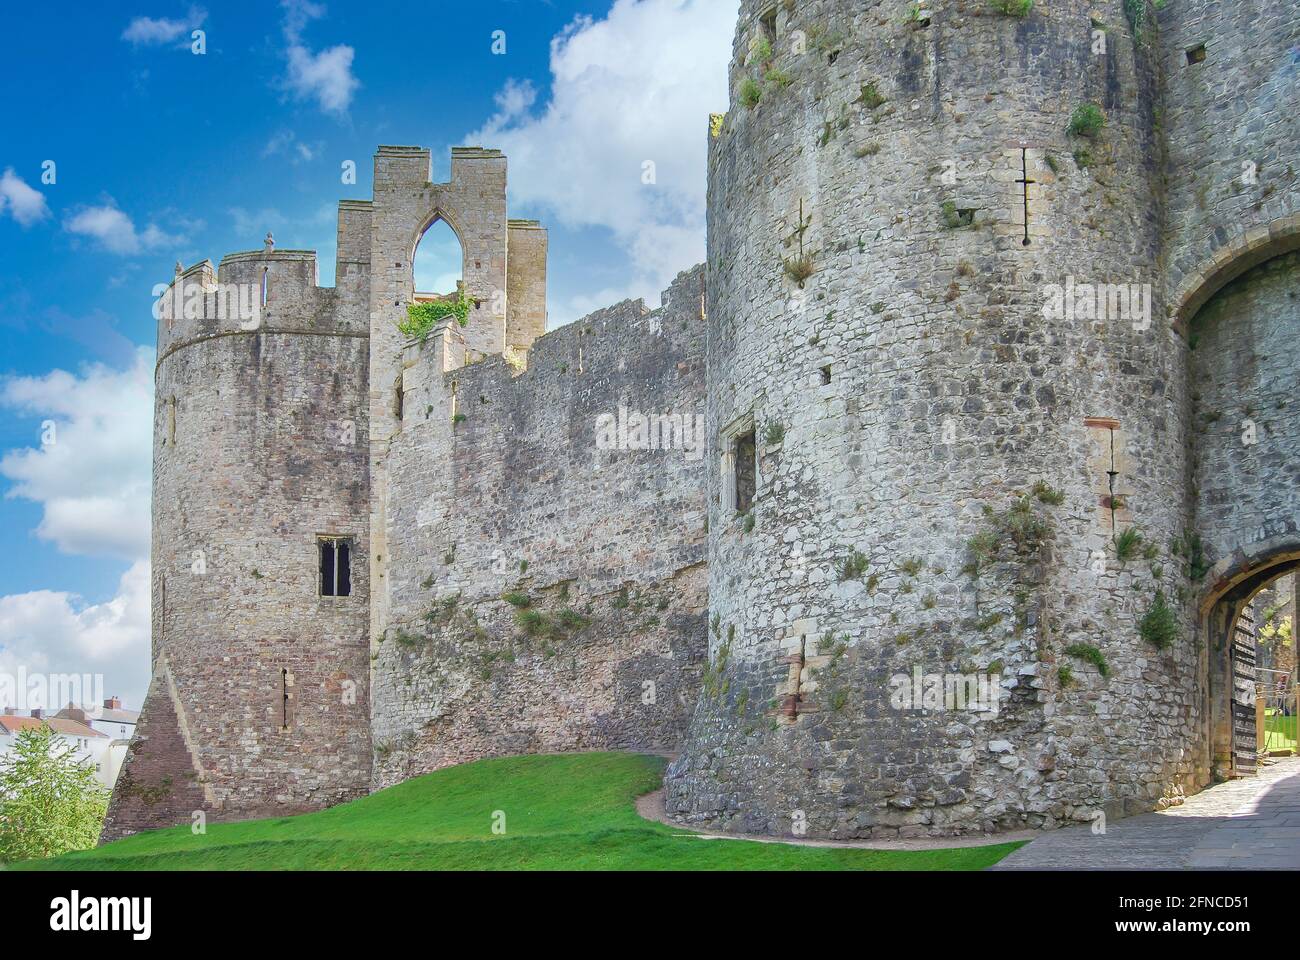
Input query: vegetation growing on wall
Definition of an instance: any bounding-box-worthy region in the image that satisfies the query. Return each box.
[990,0,1033,17]
[1064,642,1111,678]
[1067,104,1107,139]
[399,292,472,340]
[1123,0,1167,46]
[1139,591,1179,650]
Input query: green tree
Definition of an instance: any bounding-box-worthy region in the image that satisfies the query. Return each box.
[0,725,109,863]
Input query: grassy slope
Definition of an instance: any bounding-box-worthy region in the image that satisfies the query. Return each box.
[16,753,1023,871]
[1265,710,1297,753]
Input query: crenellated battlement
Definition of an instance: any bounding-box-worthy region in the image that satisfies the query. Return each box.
[153,246,361,365]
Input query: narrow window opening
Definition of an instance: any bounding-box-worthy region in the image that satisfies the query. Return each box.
[1085,416,1123,533]
[261,268,269,307]
[759,7,777,43]
[734,428,757,515]
[165,396,177,445]
[280,668,294,731]
[319,537,353,597]
[820,365,832,385]
[1186,44,1206,65]
[1016,147,1035,246]
[450,380,459,422]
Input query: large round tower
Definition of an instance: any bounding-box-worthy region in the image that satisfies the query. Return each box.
[102,242,372,840]
[666,0,1199,838]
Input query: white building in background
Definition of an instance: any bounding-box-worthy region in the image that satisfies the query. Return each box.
[0,709,111,787]
[54,698,140,787]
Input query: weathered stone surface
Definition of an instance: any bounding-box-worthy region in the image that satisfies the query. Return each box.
[110,0,1300,844]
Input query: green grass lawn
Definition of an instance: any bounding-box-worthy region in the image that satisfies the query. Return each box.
[1265,710,1297,753]
[10,753,1023,871]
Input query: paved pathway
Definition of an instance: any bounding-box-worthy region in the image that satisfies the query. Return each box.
[995,757,1300,870]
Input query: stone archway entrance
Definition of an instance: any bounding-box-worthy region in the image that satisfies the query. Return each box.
[1204,559,1299,779]
[1188,246,1300,781]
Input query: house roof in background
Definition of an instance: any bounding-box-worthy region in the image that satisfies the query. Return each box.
[0,715,107,738]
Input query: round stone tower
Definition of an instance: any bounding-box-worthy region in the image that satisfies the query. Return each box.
[665,0,1200,838]
[103,244,373,840]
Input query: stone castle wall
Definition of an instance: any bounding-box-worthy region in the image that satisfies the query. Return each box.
[1161,0,1300,327]
[106,0,1300,844]
[1190,251,1300,579]
[105,243,374,841]
[370,267,708,787]
[666,0,1201,839]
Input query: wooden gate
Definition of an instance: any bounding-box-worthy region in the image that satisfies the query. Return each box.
[1231,612,1258,777]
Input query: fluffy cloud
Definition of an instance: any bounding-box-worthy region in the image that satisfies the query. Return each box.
[0,561,151,711]
[0,352,156,712]
[121,6,207,47]
[280,0,358,114]
[0,168,51,227]
[63,201,184,255]
[467,0,738,321]
[0,349,154,559]
[262,129,321,163]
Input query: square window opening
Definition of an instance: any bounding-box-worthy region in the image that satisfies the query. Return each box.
[1186,44,1206,65]
[820,364,832,385]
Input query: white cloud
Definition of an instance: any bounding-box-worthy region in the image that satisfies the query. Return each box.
[0,349,154,559]
[121,6,207,47]
[0,353,156,712]
[63,201,184,255]
[0,561,151,710]
[262,129,321,163]
[467,0,738,321]
[0,168,51,227]
[280,0,358,114]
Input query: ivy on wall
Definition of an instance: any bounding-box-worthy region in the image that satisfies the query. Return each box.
[399,292,472,340]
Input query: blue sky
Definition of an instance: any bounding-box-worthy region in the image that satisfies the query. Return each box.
[0,0,736,709]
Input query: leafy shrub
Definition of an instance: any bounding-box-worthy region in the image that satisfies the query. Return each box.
[0,726,109,862]
[398,292,472,340]
[1139,591,1179,650]
[1068,104,1106,139]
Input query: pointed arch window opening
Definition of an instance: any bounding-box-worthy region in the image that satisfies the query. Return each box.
[412,216,465,304]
